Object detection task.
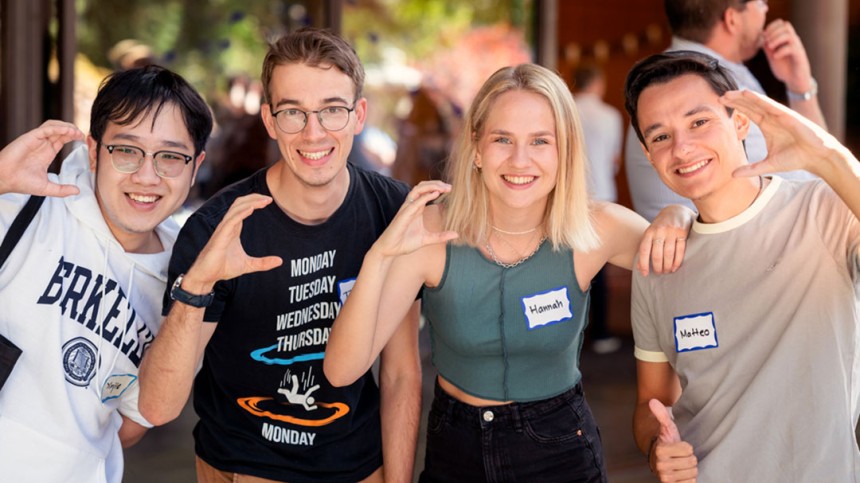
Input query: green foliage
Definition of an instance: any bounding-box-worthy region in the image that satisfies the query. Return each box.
[76,0,283,99]
[75,0,533,103]
[343,0,533,64]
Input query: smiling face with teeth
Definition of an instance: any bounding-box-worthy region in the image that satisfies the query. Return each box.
[87,103,203,253]
[475,89,559,219]
[636,74,752,209]
[261,62,366,195]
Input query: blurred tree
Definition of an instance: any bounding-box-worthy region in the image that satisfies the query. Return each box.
[76,0,533,100]
[76,0,290,97]
[343,0,534,64]
[73,0,534,156]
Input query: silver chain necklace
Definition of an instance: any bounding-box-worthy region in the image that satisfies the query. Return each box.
[485,236,547,269]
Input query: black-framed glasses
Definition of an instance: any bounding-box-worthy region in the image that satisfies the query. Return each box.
[104,144,194,179]
[271,105,355,134]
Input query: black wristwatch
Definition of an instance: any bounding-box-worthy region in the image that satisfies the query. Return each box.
[170,274,215,308]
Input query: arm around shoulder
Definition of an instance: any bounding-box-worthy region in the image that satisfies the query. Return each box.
[592,201,691,276]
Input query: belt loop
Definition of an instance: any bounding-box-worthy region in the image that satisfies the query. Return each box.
[446,397,456,420]
[511,403,523,432]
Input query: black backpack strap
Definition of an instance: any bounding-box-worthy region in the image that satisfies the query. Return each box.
[0,195,46,270]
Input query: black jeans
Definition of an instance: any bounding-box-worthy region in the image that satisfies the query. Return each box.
[419,380,607,483]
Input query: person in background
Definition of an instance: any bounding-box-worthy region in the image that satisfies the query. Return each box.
[625,0,826,221]
[390,87,454,186]
[0,65,211,483]
[571,62,624,354]
[626,50,859,482]
[138,28,421,483]
[324,63,692,483]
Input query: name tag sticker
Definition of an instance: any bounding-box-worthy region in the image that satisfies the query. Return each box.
[522,287,572,330]
[100,373,137,402]
[338,278,356,306]
[674,312,718,353]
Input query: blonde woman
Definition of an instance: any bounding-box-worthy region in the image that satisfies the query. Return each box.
[325,63,690,482]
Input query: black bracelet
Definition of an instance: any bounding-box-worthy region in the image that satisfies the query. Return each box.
[646,436,659,473]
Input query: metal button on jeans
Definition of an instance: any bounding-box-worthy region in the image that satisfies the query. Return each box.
[482,410,494,422]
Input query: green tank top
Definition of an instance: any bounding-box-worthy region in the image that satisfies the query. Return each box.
[423,240,590,402]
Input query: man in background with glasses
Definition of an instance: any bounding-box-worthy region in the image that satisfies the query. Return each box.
[625,0,827,222]
[0,65,212,482]
[139,28,421,483]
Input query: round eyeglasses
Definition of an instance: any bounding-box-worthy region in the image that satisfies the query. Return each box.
[104,144,194,179]
[271,105,355,134]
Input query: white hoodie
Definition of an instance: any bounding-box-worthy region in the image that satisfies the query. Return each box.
[0,145,178,482]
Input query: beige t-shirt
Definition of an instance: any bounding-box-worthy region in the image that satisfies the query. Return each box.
[632,176,860,482]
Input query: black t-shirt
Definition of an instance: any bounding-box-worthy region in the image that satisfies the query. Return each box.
[163,164,409,482]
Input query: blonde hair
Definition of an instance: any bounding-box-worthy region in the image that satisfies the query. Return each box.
[443,63,600,252]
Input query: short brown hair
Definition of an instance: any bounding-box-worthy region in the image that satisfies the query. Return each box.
[664,0,749,44]
[260,27,365,105]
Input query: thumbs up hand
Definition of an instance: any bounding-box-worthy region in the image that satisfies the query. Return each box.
[648,399,698,482]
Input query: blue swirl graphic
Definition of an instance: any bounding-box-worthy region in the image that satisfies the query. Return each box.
[250,344,325,366]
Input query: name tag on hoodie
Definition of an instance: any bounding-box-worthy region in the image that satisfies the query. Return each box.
[101,374,137,402]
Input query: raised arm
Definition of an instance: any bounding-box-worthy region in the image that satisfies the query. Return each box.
[139,194,283,425]
[589,202,692,280]
[0,120,84,197]
[324,180,457,387]
[762,19,827,129]
[723,89,860,221]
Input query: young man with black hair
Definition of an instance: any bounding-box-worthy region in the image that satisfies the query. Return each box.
[0,65,212,482]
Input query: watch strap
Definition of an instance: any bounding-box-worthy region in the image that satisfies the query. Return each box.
[786,78,818,102]
[170,273,215,308]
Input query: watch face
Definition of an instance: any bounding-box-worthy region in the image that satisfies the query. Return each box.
[170,276,184,300]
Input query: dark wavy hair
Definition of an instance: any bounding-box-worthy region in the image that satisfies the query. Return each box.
[89,65,212,156]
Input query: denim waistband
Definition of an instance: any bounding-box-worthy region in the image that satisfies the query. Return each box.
[431,379,585,430]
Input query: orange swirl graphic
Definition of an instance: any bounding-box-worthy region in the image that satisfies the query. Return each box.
[237,397,350,427]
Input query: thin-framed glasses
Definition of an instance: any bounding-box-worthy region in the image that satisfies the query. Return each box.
[271,105,355,134]
[104,144,193,179]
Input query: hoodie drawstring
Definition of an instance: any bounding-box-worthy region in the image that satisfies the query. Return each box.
[95,242,134,402]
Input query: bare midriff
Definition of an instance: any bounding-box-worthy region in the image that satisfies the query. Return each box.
[437,375,513,407]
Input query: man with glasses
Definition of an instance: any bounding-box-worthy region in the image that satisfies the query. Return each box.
[625,0,827,221]
[139,28,421,483]
[0,65,212,482]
